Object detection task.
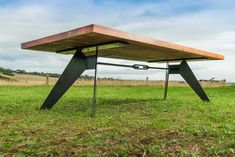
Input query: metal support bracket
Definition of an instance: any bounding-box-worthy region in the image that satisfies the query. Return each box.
[166,60,210,101]
[40,50,209,117]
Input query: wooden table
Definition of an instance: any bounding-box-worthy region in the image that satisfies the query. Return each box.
[22,24,224,116]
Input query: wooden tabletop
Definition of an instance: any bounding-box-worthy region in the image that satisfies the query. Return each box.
[21,24,224,62]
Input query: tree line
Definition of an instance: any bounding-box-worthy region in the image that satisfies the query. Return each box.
[0,67,115,80]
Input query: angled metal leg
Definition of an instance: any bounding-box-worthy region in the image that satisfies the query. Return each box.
[169,60,210,102]
[91,46,99,117]
[164,61,169,100]
[40,50,96,109]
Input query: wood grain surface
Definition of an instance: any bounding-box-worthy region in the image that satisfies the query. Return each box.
[21,24,224,62]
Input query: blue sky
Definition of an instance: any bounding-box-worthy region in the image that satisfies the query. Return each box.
[0,0,235,82]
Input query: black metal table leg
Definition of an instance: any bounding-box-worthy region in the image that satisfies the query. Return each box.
[164,61,169,100]
[91,46,99,117]
[169,60,210,102]
[40,49,96,109]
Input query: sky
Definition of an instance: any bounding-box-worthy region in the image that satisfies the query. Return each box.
[0,0,234,82]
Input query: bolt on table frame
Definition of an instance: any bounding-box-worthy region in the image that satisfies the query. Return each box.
[40,46,210,117]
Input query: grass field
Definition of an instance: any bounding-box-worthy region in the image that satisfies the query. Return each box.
[0,86,234,156]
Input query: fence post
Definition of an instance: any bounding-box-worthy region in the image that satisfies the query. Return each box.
[46,74,49,86]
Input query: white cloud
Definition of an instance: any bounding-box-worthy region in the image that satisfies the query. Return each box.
[0,0,234,82]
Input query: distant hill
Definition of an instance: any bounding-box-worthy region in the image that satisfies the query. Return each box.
[0,67,96,80]
[0,67,60,78]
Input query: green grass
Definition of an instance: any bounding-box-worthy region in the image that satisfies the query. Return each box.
[0,86,234,156]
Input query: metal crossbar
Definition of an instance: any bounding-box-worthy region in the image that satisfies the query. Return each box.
[97,62,168,70]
